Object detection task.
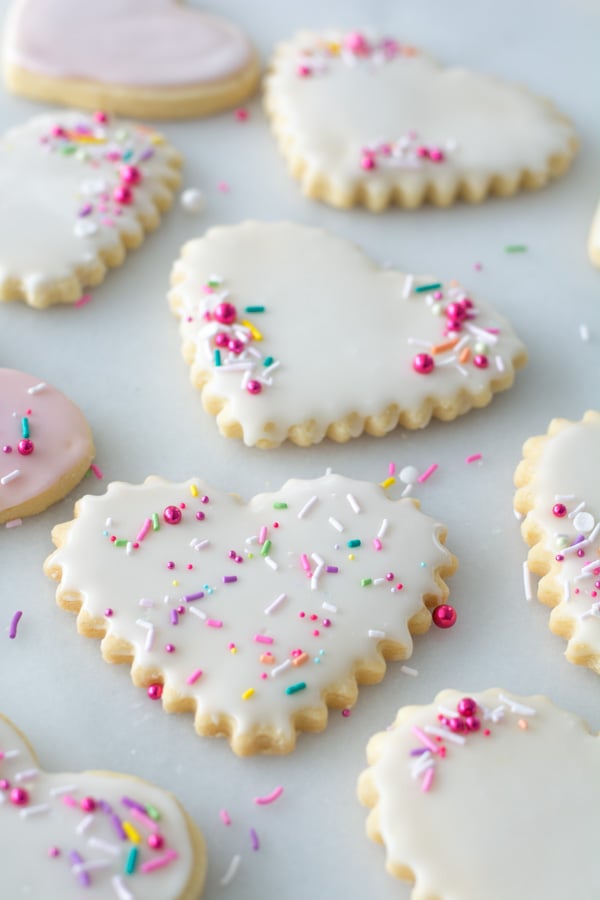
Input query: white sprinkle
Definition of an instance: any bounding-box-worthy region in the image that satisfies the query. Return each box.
[136,618,153,630]
[1,469,20,485]
[188,606,207,620]
[555,493,575,502]
[220,854,242,887]
[73,859,112,874]
[514,509,524,521]
[580,602,600,620]
[407,337,431,348]
[263,360,281,376]
[574,511,595,533]
[498,694,536,716]
[112,875,135,900]
[328,516,345,532]
[402,274,414,299]
[377,518,389,538]
[264,555,279,570]
[563,538,589,557]
[563,581,571,602]
[581,557,600,574]
[455,364,469,376]
[466,323,498,344]
[310,564,324,591]
[322,601,338,613]
[264,593,287,615]
[297,495,318,519]
[579,323,590,341]
[145,626,155,652]
[368,629,386,638]
[435,355,457,367]
[89,838,121,856]
[400,665,418,677]
[373,577,385,585]
[241,369,252,389]
[105,517,113,528]
[193,539,210,550]
[522,561,533,602]
[27,382,46,395]
[271,659,292,677]
[437,705,459,719]
[125,541,134,556]
[424,725,465,745]
[401,484,413,497]
[588,523,600,544]
[138,598,154,608]
[19,803,49,818]
[311,553,325,567]
[5,519,22,529]
[14,768,38,782]
[483,705,505,723]
[76,814,95,835]
[73,219,99,238]
[346,493,361,514]
[49,784,76,797]
[495,355,505,372]
[568,500,586,518]
[410,751,435,779]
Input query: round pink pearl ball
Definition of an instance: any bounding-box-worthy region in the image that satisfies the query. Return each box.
[214,332,229,348]
[148,832,164,850]
[552,503,567,517]
[17,439,34,455]
[120,165,142,185]
[147,683,163,700]
[163,505,182,525]
[246,380,262,395]
[473,354,489,369]
[412,352,435,375]
[432,604,457,628]
[213,302,237,325]
[80,796,96,812]
[457,697,477,717]
[10,787,29,806]
[113,185,133,205]
[465,715,481,732]
[360,155,376,171]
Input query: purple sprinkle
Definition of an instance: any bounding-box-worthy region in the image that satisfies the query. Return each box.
[410,748,428,757]
[121,796,146,814]
[69,850,90,886]
[170,609,178,625]
[250,827,260,851]
[9,610,22,639]
[184,592,204,602]
[139,147,155,161]
[78,203,93,217]
[111,813,127,840]
[222,575,237,584]
[326,566,339,574]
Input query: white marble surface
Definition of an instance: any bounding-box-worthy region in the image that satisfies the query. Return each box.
[0,1,598,898]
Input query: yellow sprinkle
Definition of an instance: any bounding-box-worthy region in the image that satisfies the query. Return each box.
[348,553,355,561]
[328,41,341,54]
[149,133,165,145]
[242,688,255,700]
[247,552,254,559]
[172,580,179,587]
[230,646,237,655]
[379,477,396,489]
[122,821,141,844]
[190,483,199,497]
[240,320,263,341]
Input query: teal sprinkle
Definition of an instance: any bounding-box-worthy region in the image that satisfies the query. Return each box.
[415,282,442,293]
[285,682,306,695]
[102,530,109,537]
[314,657,321,664]
[347,539,361,548]
[122,149,134,161]
[21,417,29,439]
[420,561,427,568]
[125,846,138,875]
[214,348,222,367]
[244,305,265,313]
[319,649,325,656]
[263,356,274,367]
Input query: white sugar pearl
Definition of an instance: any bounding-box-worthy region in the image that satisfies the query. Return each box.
[73,219,98,238]
[573,511,595,534]
[399,465,419,485]
[180,188,205,214]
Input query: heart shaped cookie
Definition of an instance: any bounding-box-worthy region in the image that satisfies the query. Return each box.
[0,712,206,898]
[264,31,577,210]
[169,221,527,448]
[358,688,600,898]
[44,473,456,755]
[0,368,94,525]
[514,411,600,674]
[3,0,260,119]
[0,111,181,308]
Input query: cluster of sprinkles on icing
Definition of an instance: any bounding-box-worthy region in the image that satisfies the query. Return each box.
[408,279,503,377]
[295,32,416,78]
[409,693,536,792]
[185,276,274,395]
[39,111,164,241]
[360,132,453,173]
[550,492,600,618]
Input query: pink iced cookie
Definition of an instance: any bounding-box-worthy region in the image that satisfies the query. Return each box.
[0,368,94,525]
[3,0,260,119]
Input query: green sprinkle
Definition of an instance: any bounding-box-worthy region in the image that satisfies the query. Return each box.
[361,577,373,587]
[285,682,306,695]
[21,417,29,439]
[115,539,127,548]
[208,278,221,288]
[214,349,222,367]
[261,539,272,557]
[273,501,288,509]
[347,539,361,548]
[263,356,274,367]
[414,282,442,293]
[151,512,160,531]
[125,846,138,875]
[145,805,160,821]
[244,305,265,313]
[61,144,77,155]
[504,245,527,253]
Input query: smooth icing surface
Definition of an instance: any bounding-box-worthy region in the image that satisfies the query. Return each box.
[525,413,600,661]
[266,31,575,191]
[363,688,600,899]
[0,369,93,520]
[0,714,196,899]
[4,0,253,86]
[46,474,454,748]
[588,201,600,267]
[169,221,526,447]
[0,111,179,294]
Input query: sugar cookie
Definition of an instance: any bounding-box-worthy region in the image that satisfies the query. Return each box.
[0,368,94,525]
[0,711,205,898]
[44,473,456,755]
[264,31,577,210]
[358,688,600,899]
[514,410,600,674]
[0,110,182,308]
[588,201,600,267]
[3,0,260,120]
[169,221,527,448]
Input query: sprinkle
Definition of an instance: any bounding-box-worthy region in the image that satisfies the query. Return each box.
[418,463,438,484]
[466,453,482,464]
[347,539,361,548]
[186,669,203,684]
[90,838,120,857]
[421,766,435,792]
[49,784,75,796]
[245,305,265,313]
[424,725,465,745]
[273,501,288,509]
[518,718,528,730]
[242,688,255,700]
[220,809,232,826]
[260,539,272,557]
[300,553,311,572]
[21,417,29,439]
[297,495,318,518]
[206,618,223,628]
[14,767,38,782]
[1,469,20,485]
[271,659,291,677]
[136,518,152,542]
[292,652,309,667]
[250,827,260,851]
[151,513,160,531]
[346,493,361,513]
[410,725,440,754]
[322,601,338,612]
[74,293,93,308]
[240,319,263,341]
[264,556,278,570]
[112,876,134,900]
[129,807,159,833]
[361,578,373,587]
[220,854,241,887]
[328,516,345,532]
[380,476,396,489]
[184,591,204,602]
[377,518,389,538]
[326,566,339,574]
[415,282,442,293]
[368,629,385,638]
[19,803,49,817]
[122,821,141,844]
[8,610,22,639]
[188,607,206,620]
[285,681,306,695]
[400,665,418,677]
[90,464,103,479]
[254,634,274,645]
[214,348,222,367]
[498,694,537,716]
[125,846,138,875]
[504,244,527,253]
[522,561,533,602]
[264,593,287,615]
[254,785,284,805]
[69,851,90,887]
[140,849,179,874]
[27,382,46,395]
[402,274,414,299]
[222,575,237,584]
[110,814,127,840]
[5,519,22,529]
[431,338,459,355]
[579,323,590,342]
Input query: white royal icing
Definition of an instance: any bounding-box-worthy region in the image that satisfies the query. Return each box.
[0,714,197,899]
[169,221,527,448]
[361,688,600,899]
[520,412,600,670]
[588,201,600,267]
[265,31,576,205]
[45,474,455,752]
[0,111,180,302]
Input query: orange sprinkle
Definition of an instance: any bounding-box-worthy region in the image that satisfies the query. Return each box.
[259,652,275,665]
[518,718,528,730]
[459,347,472,364]
[292,652,309,667]
[431,338,459,355]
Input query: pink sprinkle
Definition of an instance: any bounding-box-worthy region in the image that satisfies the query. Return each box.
[421,766,435,792]
[410,725,440,754]
[473,262,483,271]
[62,795,78,808]
[300,553,311,573]
[8,610,22,639]
[206,619,223,628]
[217,181,230,193]
[129,806,159,832]
[417,463,438,484]
[466,453,482,464]
[372,538,382,551]
[140,849,179,874]
[388,462,396,476]
[220,809,232,826]
[74,293,92,308]
[254,786,284,806]
[258,525,268,544]
[235,107,249,122]
[254,634,274,644]
[90,464,103,479]
[186,669,203,685]
[136,518,152,542]
[250,828,260,851]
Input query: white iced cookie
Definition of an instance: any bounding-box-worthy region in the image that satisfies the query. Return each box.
[0,712,206,899]
[264,31,577,210]
[588,201,600,267]
[3,0,260,120]
[514,411,600,674]
[169,221,527,448]
[44,473,456,756]
[0,110,182,308]
[358,688,600,899]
